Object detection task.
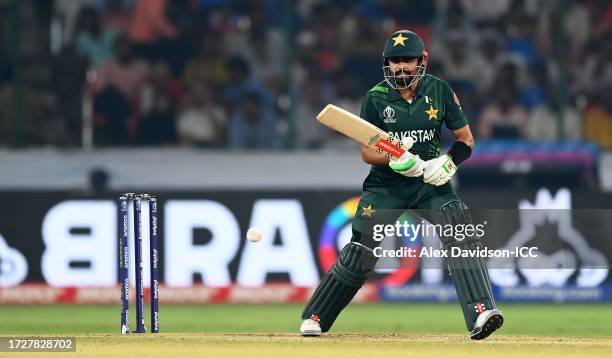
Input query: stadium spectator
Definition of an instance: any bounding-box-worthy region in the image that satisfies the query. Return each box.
[129,0,179,62]
[146,62,186,109]
[519,63,547,109]
[5,0,612,148]
[294,77,326,149]
[592,0,612,36]
[130,0,177,44]
[460,0,512,27]
[471,30,504,94]
[527,99,582,142]
[177,84,227,147]
[242,26,284,94]
[494,61,531,107]
[95,36,150,106]
[336,20,382,95]
[478,85,528,139]
[584,86,612,148]
[440,32,480,90]
[578,32,612,96]
[431,0,476,51]
[563,0,591,59]
[223,56,275,124]
[76,7,119,66]
[228,90,277,148]
[101,0,132,35]
[504,0,540,67]
[54,0,98,46]
[183,31,228,92]
[93,36,150,144]
[92,83,131,145]
[138,90,177,145]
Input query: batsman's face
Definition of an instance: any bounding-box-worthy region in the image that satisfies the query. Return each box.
[388,57,419,77]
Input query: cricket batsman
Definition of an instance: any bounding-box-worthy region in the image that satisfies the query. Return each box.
[300,30,503,340]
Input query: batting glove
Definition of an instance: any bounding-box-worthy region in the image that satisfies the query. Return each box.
[422,154,457,186]
[389,151,424,178]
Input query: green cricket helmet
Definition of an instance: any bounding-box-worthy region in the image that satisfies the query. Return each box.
[382,30,428,89]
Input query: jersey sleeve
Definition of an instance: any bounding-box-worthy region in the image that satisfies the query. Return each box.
[360,92,382,128]
[442,82,468,131]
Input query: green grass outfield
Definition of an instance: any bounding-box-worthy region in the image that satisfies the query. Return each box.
[1,304,611,357]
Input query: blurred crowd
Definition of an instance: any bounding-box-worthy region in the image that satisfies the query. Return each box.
[0,0,611,149]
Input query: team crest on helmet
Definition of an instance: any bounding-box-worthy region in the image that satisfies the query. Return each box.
[383,106,397,123]
[391,33,408,46]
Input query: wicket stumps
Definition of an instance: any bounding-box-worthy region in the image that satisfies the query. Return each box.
[118,194,130,334]
[118,193,160,334]
[149,195,160,333]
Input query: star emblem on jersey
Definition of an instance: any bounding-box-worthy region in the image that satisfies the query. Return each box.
[425,105,438,120]
[392,33,408,46]
[361,204,375,218]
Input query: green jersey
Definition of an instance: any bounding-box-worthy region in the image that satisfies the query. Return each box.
[360,74,468,181]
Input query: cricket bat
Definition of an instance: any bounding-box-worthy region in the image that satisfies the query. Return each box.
[316,104,413,159]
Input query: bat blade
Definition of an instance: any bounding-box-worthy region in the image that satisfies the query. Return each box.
[316,104,413,159]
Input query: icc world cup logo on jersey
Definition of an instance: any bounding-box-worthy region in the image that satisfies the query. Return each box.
[383,106,397,123]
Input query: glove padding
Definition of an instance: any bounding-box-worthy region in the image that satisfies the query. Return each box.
[389,151,424,177]
[423,154,457,186]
